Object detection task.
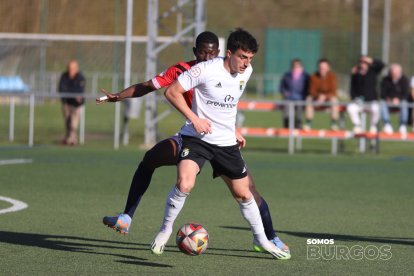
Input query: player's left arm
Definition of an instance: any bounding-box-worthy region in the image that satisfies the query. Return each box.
[165,81,212,134]
[235,129,246,149]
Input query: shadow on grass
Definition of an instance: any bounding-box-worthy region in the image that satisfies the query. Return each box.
[220,226,414,246]
[0,230,280,261]
[0,231,172,268]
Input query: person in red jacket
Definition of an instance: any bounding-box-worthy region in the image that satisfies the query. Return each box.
[304,58,339,130]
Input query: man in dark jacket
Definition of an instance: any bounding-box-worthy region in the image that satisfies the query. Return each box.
[279,59,309,128]
[347,56,384,134]
[58,60,86,145]
[380,63,410,134]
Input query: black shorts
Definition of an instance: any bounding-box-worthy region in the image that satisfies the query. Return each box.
[178,135,247,180]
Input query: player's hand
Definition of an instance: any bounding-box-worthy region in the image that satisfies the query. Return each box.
[235,130,246,149]
[96,89,119,104]
[192,117,212,135]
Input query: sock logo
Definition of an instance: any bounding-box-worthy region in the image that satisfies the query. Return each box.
[169,203,176,208]
[181,148,190,158]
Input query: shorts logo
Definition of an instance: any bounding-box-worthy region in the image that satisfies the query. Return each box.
[189,66,201,78]
[181,148,190,158]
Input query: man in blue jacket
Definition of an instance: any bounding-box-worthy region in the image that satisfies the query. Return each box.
[279,59,309,128]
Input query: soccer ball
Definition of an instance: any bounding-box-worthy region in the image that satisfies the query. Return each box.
[176,223,209,256]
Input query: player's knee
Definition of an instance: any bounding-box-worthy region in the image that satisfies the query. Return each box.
[176,175,196,193]
[232,190,253,202]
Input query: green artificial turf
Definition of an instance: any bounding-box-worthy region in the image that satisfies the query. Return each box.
[0,146,413,275]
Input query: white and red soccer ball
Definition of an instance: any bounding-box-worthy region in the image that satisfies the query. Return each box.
[176,223,209,256]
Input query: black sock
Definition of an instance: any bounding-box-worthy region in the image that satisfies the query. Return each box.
[258,197,276,240]
[123,162,155,218]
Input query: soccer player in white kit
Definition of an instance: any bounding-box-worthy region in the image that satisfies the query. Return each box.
[150,28,291,260]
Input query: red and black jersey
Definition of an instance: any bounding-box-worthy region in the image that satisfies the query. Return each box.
[151,60,197,108]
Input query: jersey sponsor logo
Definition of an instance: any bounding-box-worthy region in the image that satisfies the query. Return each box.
[215,82,222,88]
[224,95,234,102]
[181,148,190,158]
[206,94,236,109]
[189,66,201,78]
[206,100,236,109]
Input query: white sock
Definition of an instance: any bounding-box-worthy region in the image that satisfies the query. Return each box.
[159,185,189,234]
[239,197,271,248]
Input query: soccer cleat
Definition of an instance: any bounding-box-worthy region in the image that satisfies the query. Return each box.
[103,213,131,234]
[302,124,311,131]
[253,237,290,254]
[150,231,172,255]
[331,124,339,131]
[253,238,291,260]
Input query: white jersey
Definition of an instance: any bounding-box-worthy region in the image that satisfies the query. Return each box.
[177,57,252,146]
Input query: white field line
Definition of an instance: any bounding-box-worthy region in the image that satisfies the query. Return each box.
[0,196,28,214]
[0,159,33,165]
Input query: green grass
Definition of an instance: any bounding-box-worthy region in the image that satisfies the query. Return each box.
[0,146,413,275]
[1,100,414,274]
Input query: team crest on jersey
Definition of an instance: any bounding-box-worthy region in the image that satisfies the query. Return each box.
[239,81,245,91]
[181,148,190,158]
[189,66,201,78]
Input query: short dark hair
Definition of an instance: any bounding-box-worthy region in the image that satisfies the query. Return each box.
[226,28,259,54]
[291,58,302,66]
[195,31,219,48]
[318,58,330,65]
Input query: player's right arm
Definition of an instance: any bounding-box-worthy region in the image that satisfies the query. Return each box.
[96,61,191,104]
[164,81,212,134]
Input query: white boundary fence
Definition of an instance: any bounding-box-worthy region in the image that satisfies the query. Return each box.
[2,92,414,154]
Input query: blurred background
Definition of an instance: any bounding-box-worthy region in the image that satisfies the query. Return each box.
[2,0,414,94]
[1,0,413,152]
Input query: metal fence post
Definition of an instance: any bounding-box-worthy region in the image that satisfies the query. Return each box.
[359,111,367,153]
[29,93,35,147]
[79,105,85,145]
[9,96,15,142]
[288,101,295,154]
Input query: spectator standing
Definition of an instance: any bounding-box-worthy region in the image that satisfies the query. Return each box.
[279,59,309,128]
[58,60,86,145]
[347,56,384,134]
[380,64,410,134]
[409,76,414,131]
[305,58,339,130]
